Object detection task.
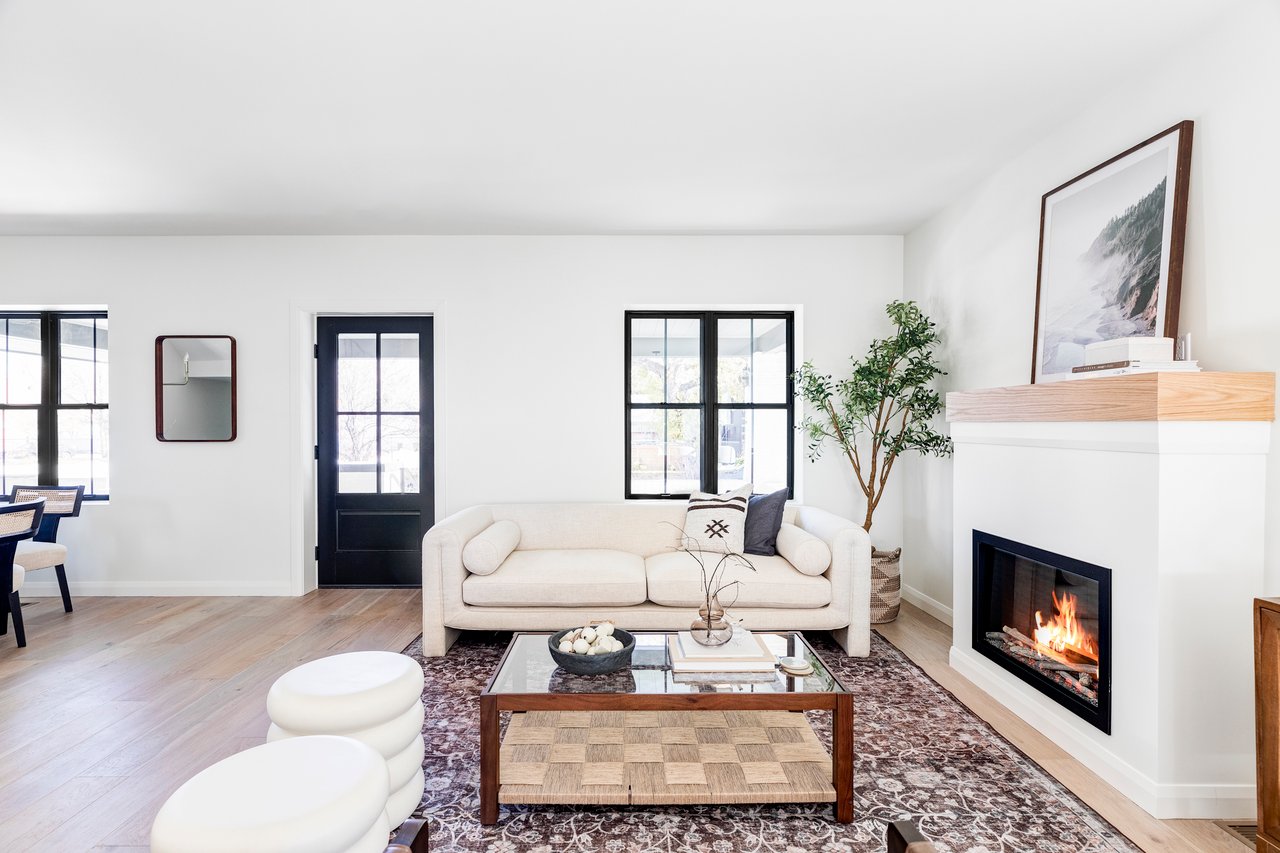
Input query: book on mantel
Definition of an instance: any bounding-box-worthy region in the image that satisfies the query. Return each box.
[668,629,778,673]
[1067,359,1201,379]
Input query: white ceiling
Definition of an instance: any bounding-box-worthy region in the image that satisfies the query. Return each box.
[0,1,1244,236]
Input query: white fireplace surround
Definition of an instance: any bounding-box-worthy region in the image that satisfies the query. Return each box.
[950,419,1269,820]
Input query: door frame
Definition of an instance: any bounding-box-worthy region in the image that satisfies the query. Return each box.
[315,315,435,588]
[287,301,446,596]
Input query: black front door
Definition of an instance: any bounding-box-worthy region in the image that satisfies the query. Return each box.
[316,316,433,587]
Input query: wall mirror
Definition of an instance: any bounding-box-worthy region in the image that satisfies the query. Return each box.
[155,336,237,441]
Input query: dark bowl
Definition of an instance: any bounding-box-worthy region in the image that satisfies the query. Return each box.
[548,628,636,675]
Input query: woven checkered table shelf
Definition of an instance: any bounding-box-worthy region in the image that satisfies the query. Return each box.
[497,709,836,806]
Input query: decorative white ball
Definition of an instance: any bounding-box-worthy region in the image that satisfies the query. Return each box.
[586,645,600,655]
[558,641,573,653]
[572,638,590,655]
[598,623,615,637]
[582,627,597,643]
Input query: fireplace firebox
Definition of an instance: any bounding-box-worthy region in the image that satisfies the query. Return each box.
[972,530,1111,733]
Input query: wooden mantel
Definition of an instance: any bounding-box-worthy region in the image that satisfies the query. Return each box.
[946,371,1275,423]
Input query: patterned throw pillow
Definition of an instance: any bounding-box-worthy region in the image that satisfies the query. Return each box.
[682,484,752,554]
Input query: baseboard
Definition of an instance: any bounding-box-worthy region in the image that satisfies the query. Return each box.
[18,580,296,597]
[901,584,953,626]
[949,646,1256,820]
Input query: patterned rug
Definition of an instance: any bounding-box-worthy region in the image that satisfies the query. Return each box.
[405,630,1139,853]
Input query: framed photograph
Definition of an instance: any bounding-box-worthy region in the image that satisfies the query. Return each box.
[1031,121,1193,383]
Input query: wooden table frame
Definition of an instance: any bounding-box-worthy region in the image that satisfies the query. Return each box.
[479,633,854,825]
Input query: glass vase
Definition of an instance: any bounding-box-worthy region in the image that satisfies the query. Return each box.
[689,595,733,646]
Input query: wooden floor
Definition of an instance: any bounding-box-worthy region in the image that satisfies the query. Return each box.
[0,592,1250,852]
[0,590,423,852]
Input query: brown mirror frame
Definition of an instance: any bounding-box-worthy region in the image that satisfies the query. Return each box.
[154,335,238,442]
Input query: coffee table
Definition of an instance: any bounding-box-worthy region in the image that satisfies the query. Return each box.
[479,631,853,824]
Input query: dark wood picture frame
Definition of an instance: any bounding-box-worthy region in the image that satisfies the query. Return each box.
[155,335,238,442]
[1031,120,1194,383]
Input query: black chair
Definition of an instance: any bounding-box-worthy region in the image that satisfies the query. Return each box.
[1,497,46,648]
[9,485,84,613]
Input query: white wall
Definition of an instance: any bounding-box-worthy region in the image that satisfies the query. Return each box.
[901,0,1280,618]
[0,236,902,595]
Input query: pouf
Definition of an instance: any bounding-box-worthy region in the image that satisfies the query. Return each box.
[267,651,424,733]
[267,701,425,758]
[151,735,390,853]
[266,651,426,829]
[386,767,426,828]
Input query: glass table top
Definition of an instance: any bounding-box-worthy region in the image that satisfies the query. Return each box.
[484,631,848,696]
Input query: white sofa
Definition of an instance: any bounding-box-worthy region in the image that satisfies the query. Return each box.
[421,502,872,657]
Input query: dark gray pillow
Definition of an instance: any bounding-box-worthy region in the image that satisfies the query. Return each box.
[744,489,788,556]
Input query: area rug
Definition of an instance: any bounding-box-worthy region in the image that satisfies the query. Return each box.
[404,631,1139,853]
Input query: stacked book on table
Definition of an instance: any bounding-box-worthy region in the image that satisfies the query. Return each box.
[668,629,777,680]
[1067,336,1201,379]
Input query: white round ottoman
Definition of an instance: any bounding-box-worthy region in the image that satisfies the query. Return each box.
[151,735,389,853]
[267,701,425,758]
[266,652,426,828]
[267,651,424,733]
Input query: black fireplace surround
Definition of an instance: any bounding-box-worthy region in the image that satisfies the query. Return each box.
[972,530,1112,734]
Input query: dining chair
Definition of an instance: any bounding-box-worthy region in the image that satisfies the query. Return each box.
[9,485,85,613]
[1,497,46,648]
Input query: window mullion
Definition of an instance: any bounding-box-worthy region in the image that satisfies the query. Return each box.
[37,312,57,487]
[702,312,717,494]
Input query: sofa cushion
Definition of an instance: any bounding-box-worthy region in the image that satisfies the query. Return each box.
[462,549,647,607]
[744,489,788,556]
[462,520,521,575]
[644,551,831,609]
[682,484,751,554]
[776,523,832,576]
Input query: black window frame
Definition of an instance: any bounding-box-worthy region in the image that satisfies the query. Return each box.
[0,310,110,500]
[624,310,795,500]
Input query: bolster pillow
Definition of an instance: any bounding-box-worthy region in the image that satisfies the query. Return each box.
[776,523,832,576]
[462,520,521,575]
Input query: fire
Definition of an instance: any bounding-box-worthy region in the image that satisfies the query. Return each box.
[1033,590,1097,662]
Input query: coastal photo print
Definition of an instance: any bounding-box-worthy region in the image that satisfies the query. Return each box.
[1031,121,1193,383]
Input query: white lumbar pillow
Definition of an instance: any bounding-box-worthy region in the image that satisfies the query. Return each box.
[776,523,832,576]
[462,520,521,575]
[682,484,752,554]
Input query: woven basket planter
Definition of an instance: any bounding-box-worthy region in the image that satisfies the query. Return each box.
[870,547,903,624]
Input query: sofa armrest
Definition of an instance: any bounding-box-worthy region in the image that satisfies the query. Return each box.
[421,506,494,655]
[792,504,872,656]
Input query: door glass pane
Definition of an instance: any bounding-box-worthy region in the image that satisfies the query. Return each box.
[337,414,378,493]
[380,415,419,493]
[379,334,419,412]
[3,317,42,404]
[629,317,700,404]
[718,408,789,494]
[337,334,377,412]
[718,317,788,404]
[629,408,701,495]
[60,318,97,404]
[1,409,38,493]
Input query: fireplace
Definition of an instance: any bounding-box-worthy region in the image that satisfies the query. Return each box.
[971,530,1111,733]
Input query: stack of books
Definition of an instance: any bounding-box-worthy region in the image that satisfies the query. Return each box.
[1067,336,1201,379]
[668,629,777,673]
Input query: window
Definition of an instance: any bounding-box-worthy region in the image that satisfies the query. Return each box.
[625,311,793,498]
[0,312,109,498]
